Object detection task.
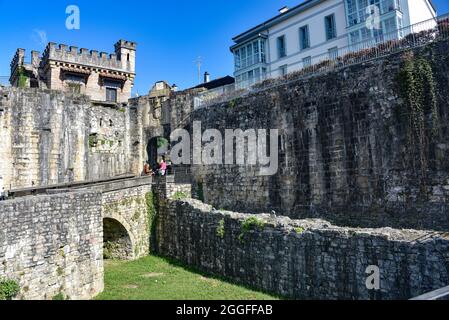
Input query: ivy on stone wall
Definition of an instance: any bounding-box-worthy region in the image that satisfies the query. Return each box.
[239,217,265,243]
[396,54,439,187]
[145,191,158,250]
[17,67,27,88]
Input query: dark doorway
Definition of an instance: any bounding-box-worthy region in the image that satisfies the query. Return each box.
[103,218,132,260]
[147,136,169,170]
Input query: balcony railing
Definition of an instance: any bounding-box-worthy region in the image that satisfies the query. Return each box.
[200,13,448,110]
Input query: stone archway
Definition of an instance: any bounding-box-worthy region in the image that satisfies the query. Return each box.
[103,218,133,260]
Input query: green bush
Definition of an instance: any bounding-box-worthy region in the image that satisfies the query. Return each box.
[172,191,188,200]
[0,278,20,300]
[239,216,265,243]
[52,293,65,300]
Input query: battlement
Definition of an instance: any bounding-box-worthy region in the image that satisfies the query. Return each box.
[9,39,136,102]
[10,48,25,75]
[41,40,136,73]
[114,39,137,51]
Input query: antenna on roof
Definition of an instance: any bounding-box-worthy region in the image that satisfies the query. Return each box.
[194,56,203,84]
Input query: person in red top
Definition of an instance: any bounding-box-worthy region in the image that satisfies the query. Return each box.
[158,156,167,176]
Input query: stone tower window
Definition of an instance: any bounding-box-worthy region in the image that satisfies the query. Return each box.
[106,88,117,102]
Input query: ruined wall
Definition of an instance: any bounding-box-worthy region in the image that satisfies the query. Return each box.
[156,198,449,300]
[188,39,449,231]
[0,87,139,190]
[0,191,103,300]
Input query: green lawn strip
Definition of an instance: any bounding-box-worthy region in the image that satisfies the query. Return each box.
[95,255,280,300]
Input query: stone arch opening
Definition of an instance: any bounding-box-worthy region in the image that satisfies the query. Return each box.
[146,136,169,170]
[103,218,133,260]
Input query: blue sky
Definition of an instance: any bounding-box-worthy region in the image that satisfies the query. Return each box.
[0,0,448,94]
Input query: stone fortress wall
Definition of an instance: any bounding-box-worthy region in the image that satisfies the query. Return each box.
[187,39,449,232]
[0,176,153,300]
[0,87,142,190]
[0,190,104,300]
[156,198,449,300]
[1,38,449,300]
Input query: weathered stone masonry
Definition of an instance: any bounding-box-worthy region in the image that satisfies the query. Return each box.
[0,87,141,190]
[0,177,153,300]
[156,198,449,300]
[0,191,104,300]
[87,177,153,260]
[187,39,449,231]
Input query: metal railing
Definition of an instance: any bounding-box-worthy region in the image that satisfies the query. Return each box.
[198,13,449,109]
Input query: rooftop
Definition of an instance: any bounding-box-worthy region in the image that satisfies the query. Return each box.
[192,76,235,91]
[231,0,438,45]
[232,0,322,44]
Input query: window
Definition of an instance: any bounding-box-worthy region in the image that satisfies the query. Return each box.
[234,38,267,71]
[279,65,288,77]
[361,27,371,40]
[346,0,400,27]
[303,56,312,68]
[234,50,241,69]
[373,24,384,42]
[325,14,337,40]
[346,0,358,26]
[253,42,260,63]
[64,73,85,83]
[299,25,310,50]
[398,17,404,37]
[67,83,81,94]
[328,47,339,60]
[277,36,286,58]
[248,70,254,86]
[260,39,266,63]
[247,43,253,66]
[383,17,397,34]
[106,88,117,102]
[350,30,361,44]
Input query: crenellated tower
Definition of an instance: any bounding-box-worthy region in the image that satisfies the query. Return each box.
[114,40,137,74]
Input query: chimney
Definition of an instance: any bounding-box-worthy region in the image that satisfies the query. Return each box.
[204,72,210,83]
[279,6,289,14]
[172,84,178,92]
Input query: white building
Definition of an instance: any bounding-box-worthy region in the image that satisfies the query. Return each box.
[231,0,437,88]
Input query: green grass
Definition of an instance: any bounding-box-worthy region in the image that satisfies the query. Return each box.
[95,255,280,300]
